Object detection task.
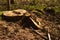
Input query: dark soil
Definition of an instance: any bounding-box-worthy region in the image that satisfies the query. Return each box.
[0,11,60,40]
[0,16,60,40]
[0,20,46,40]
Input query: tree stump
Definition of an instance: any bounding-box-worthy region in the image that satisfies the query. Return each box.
[2,9,31,22]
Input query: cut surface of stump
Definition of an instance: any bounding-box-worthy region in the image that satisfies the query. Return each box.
[2,9,31,22]
[2,11,17,16]
[13,9,31,16]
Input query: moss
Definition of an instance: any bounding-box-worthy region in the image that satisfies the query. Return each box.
[0,11,2,15]
[0,11,2,20]
[54,6,60,12]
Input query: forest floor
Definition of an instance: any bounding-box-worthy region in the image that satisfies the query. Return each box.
[0,10,60,40]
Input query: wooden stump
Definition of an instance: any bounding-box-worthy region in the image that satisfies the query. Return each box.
[2,11,22,22]
[2,9,31,22]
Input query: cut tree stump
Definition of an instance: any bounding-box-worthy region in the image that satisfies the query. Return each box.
[2,9,42,29]
[2,9,31,22]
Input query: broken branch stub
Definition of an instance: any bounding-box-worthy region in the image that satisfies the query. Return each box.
[30,17,42,29]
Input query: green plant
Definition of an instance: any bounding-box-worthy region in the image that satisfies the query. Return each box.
[54,6,60,12]
[0,11,2,20]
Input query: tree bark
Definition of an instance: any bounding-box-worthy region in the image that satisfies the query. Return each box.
[7,0,10,10]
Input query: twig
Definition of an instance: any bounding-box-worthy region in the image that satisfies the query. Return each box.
[30,27,47,40]
[30,17,42,29]
[48,33,51,40]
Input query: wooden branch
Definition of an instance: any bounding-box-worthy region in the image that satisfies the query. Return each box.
[30,27,47,40]
[48,33,51,40]
[30,17,42,29]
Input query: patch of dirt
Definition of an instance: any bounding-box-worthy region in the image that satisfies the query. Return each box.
[0,20,46,40]
[0,18,60,40]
